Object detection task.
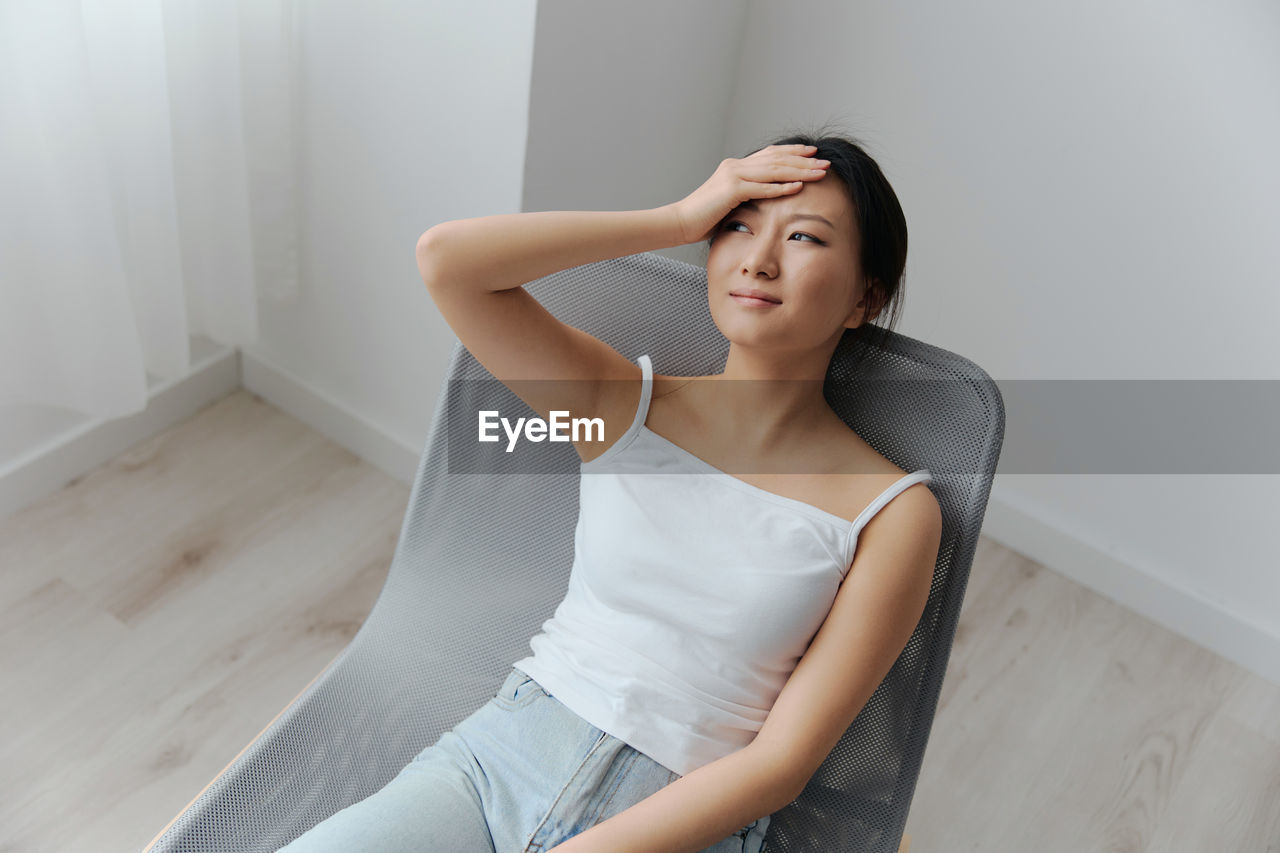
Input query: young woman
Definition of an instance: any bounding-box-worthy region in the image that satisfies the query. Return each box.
[278,130,942,853]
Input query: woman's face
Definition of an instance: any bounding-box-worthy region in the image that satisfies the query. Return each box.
[705,178,870,354]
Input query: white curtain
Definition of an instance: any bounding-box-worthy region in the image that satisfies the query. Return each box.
[0,0,300,419]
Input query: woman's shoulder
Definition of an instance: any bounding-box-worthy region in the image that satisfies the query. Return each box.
[796,421,927,527]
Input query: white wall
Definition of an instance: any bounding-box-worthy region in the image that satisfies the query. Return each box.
[522,0,748,269]
[242,0,538,463]
[720,0,1280,680]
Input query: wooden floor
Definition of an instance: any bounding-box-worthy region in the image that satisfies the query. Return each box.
[2,389,1277,852]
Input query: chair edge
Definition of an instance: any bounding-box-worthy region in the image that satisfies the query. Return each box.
[141,648,345,852]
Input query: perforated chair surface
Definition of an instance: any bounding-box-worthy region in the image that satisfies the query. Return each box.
[146,251,1005,853]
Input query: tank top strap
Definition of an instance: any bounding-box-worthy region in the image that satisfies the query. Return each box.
[630,354,654,433]
[849,469,934,537]
[581,353,653,469]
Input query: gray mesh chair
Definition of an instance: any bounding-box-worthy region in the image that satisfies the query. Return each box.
[145,251,1004,853]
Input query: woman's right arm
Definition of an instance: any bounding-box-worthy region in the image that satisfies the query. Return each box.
[414,205,691,460]
[416,205,689,297]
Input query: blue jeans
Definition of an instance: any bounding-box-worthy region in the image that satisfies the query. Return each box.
[276,667,771,852]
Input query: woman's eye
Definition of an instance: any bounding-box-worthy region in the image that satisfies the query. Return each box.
[722,221,823,243]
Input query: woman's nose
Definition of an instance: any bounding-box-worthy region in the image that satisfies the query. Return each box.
[742,248,778,278]
[740,236,781,277]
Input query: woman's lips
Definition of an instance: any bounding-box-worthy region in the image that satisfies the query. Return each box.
[730,294,781,307]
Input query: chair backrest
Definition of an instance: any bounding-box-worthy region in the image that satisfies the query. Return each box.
[146,251,1004,853]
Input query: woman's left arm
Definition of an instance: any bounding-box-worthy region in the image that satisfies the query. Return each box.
[550,484,943,853]
[545,741,792,853]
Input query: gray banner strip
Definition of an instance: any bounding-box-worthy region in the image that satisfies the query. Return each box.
[442,379,1280,474]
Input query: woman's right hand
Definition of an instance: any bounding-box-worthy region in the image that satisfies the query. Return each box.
[670,144,831,245]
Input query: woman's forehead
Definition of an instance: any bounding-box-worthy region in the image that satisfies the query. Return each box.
[743,180,850,225]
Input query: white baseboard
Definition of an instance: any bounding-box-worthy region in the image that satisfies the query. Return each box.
[238,348,423,490]
[0,337,240,523]
[0,339,424,527]
[981,490,1280,689]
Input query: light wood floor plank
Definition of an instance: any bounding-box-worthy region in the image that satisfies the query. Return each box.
[1,392,400,853]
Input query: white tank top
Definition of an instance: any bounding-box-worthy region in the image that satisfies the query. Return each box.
[512,353,933,777]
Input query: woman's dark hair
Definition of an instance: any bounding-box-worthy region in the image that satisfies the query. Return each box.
[705,122,908,373]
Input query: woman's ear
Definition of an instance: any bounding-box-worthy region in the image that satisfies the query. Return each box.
[844,279,884,329]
